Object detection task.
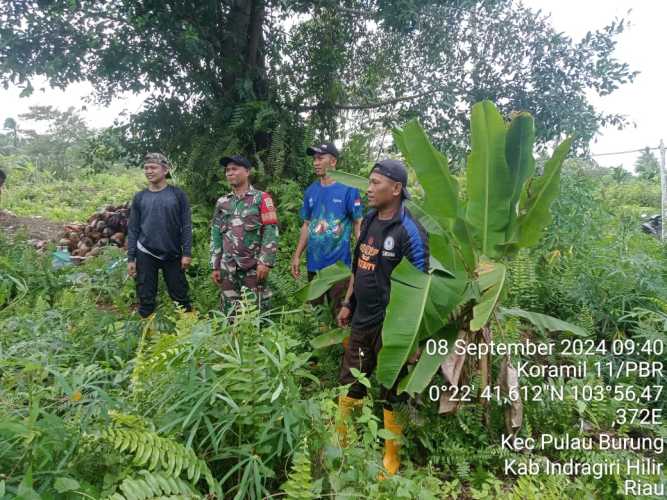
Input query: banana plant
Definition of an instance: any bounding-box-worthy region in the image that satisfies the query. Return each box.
[305,100,583,418]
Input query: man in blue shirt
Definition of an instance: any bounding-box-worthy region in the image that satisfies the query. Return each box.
[291,143,363,312]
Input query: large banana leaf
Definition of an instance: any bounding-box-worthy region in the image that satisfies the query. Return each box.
[376,259,432,388]
[516,137,572,247]
[505,113,535,239]
[393,120,459,223]
[498,307,587,337]
[451,215,477,271]
[377,262,464,388]
[410,203,473,272]
[470,261,506,331]
[397,325,458,396]
[295,261,351,302]
[418,271,467,340]
[464,101,513,257]
[407,202,444,235]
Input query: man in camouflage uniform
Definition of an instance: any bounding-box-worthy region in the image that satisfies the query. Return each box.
[210,155,279,315]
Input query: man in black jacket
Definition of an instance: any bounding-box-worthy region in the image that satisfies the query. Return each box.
[336,159,429,477]
[127,153,193,318]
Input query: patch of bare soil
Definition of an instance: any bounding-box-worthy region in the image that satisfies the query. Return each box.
[0,210,64,244]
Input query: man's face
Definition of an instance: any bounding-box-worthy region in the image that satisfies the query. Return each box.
[313,153,336,177]
[225,163,250,187]
[367,171,401,208]
[144,163,168,183]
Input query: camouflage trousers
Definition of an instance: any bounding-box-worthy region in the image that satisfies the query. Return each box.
[219,266,272,316]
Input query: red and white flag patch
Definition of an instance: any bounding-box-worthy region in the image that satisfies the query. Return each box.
[260,192,278,225]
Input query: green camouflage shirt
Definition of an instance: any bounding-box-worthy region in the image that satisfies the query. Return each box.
[210,186,279,271]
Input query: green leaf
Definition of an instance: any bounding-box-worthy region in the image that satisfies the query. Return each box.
[505,112,535,239]
[378,428,400,440]
[406,201,444,236]
[470,261,506,331]
[17,467,40,500]
[499,307,588,337]
[329,169,368,192]
[397,325,457,395]
[464,101,513,257]
[54,477,80,493]
[393,120,458,222]
[296,261,351,302]
[516,137,572,247]
[270,381,284,402]
[418,272,467,340]
[310,328,348,349]
[350,367,371,388]
[377,259,432,388]
[451,216,477,271]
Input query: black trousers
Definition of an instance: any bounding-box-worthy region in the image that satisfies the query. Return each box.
[339,322,407,409]
[135,251,191,318]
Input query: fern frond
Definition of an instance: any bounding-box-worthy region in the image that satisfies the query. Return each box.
[105,470,200,500]
[229,104,249,131]
[268,123,287,178]
[253,104,275,132]
[281,439,315,500]
[509,248,539,311]
[575,305,595,336]
[100,428,218,494]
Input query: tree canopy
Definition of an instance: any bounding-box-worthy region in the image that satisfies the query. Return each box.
[0,0,636,198]
[634,147,660,181]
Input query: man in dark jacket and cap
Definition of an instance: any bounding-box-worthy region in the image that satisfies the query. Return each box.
[335,159,429,477]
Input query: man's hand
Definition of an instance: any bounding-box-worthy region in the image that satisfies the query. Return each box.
[290,255,301,279]
[181,256,192,270]
[211,270,222,285]
[127,261,137,278]
[257,263,270,282]
[337,305,351,328]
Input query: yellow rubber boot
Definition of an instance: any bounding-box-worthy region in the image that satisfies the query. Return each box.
[335,395,363,447]
[381,408,403,477]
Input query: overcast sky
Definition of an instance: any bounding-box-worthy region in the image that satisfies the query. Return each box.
[1,0,664,170]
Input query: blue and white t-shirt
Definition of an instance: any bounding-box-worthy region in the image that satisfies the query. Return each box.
[300,181,363,272]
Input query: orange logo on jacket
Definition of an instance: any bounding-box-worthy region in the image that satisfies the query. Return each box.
[357,241,379,271]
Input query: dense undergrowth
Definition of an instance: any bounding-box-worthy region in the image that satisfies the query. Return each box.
[1,157,666,499]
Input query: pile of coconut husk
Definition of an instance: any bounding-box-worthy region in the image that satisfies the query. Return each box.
[58,203,130,259]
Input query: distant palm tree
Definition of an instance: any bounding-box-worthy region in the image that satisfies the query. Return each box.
[611,165,630,183]
[3,117,18,147]
[634,147,660,181]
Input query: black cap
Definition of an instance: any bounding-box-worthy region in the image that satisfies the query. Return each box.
[371,159,411,200]
[306,142,339,158]
[220,155,251,170]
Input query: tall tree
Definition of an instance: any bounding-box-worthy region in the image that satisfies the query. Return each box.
[0,0,636,199]
[18,106,91,174]
[3,117,18,147]
[634,147,660,181]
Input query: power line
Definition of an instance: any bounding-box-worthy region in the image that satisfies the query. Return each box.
[591,146,660,157]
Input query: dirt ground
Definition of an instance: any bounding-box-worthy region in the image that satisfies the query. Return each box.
[0,210,63,243]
